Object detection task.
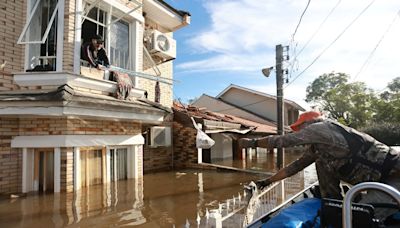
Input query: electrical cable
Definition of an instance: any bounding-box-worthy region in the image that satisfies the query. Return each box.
[291,0,312,42]
[288,0,342,79]
[285,0,376,89]
[352,9,400,81]
[288,0,312,74]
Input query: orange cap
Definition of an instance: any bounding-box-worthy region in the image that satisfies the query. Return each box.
[290,111,321,131]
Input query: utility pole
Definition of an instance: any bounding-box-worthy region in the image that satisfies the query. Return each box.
[275,44,287,169]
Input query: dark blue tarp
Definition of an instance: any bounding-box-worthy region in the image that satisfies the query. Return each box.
[262,198,321,228]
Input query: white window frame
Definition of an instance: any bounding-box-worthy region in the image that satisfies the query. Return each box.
[107,146,130,182]
[21,0,65,72]
[18,0,61,44]
[77,1,141,72]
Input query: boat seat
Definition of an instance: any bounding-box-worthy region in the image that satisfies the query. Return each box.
[321,198,379,228]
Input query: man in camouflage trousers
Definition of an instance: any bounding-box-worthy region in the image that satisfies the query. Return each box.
[239,111,400,219]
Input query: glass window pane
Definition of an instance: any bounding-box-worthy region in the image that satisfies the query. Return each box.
[87,7,98,21]
[81,7,106,44]
[19,0,59,43]
[110,19,129,69]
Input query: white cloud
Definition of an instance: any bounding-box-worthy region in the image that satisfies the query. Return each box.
[177,0,400,105]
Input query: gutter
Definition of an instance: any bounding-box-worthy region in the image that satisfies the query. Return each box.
[156,0,191,17]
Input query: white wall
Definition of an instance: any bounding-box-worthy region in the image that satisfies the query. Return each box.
[219,88,300,125]
[220,89,278,121]
[210,134,232,160]
[193,95,274,125]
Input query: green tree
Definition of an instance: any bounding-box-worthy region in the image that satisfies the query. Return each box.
[372,77,400,123]
[306,72,375,128]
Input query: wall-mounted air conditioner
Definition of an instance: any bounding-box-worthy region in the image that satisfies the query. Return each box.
[149,30,176,60]
[148,126,171,147]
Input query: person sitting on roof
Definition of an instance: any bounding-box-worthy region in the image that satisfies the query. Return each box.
[81,34,110,69]
[239,111,400,220]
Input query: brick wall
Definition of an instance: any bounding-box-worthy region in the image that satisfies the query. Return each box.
[0,116,143,194]
[0,118,21,194]
[0,0,174,104]
[142,61,173,107]
[17,117,141,135]
[61,147,74,193]
[172,121,198,168]
[141,19,174,108]
[63,0,76,72]
[0,0,25,91]
[143,146,173,173]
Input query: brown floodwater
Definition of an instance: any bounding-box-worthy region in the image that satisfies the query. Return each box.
[0,150,317,227]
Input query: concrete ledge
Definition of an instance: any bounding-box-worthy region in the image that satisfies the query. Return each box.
[11,134,145,148]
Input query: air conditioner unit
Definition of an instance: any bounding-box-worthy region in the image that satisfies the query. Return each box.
[149,126,171,147]
[149,30,176,60]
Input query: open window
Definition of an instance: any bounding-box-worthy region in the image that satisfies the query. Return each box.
[110,19,130,69]
[81,6,107,49]
[80,4,132,81]
[18,0,61,71]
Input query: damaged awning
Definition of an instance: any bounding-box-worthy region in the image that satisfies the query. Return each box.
[203,119,254,134]
[173,103,261,135]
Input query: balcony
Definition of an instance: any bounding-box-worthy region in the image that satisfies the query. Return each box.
[13,68,146,99]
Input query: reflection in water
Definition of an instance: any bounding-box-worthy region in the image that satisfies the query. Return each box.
[212,148,303,172]
[0,149,317,227]
[0,170,260,227]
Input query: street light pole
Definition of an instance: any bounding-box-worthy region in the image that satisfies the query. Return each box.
[275,44,284,169]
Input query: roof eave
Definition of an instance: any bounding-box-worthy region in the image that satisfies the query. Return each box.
[143,0,190,31]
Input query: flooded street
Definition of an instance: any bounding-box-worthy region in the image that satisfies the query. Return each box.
[0,150,317,227]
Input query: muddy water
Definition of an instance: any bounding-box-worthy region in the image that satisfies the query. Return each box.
[213,148,302,172]
[0,150,317,228]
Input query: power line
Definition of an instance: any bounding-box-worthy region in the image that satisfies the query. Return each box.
[288,0,312,62]
[291,0,312,42]
[290,0,342,70]
[288,0,342,82]
[352,9,400,81]
[285,0,376,89]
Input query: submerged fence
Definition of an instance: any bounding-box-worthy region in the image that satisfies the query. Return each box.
[180,171,310,227]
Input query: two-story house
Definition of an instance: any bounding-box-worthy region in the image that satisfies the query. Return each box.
[0,0,189,195]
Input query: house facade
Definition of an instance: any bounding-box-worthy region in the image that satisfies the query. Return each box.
[173,102,278,167]
[193,84,305,126]
[0,0,189,194]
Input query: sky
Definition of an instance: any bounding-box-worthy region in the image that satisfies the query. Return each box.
[166,0,400,109]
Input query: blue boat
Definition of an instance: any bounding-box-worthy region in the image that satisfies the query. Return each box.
[247,182,400,228]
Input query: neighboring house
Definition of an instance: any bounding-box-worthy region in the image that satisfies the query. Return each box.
[0,0,189,194]
[173,102,277,166]
[192,84,305,126]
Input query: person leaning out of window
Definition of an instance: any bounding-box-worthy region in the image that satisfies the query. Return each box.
[81,34,110,70]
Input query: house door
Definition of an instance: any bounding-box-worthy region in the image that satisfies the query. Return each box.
[81,148,103,187]
[34,149,54,192]
[110,148,128,181]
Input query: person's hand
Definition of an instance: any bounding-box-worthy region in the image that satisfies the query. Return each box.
[244,181,258,198]
[238,138,256,149]
[97,64,105,70]
[255,178,272,190]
